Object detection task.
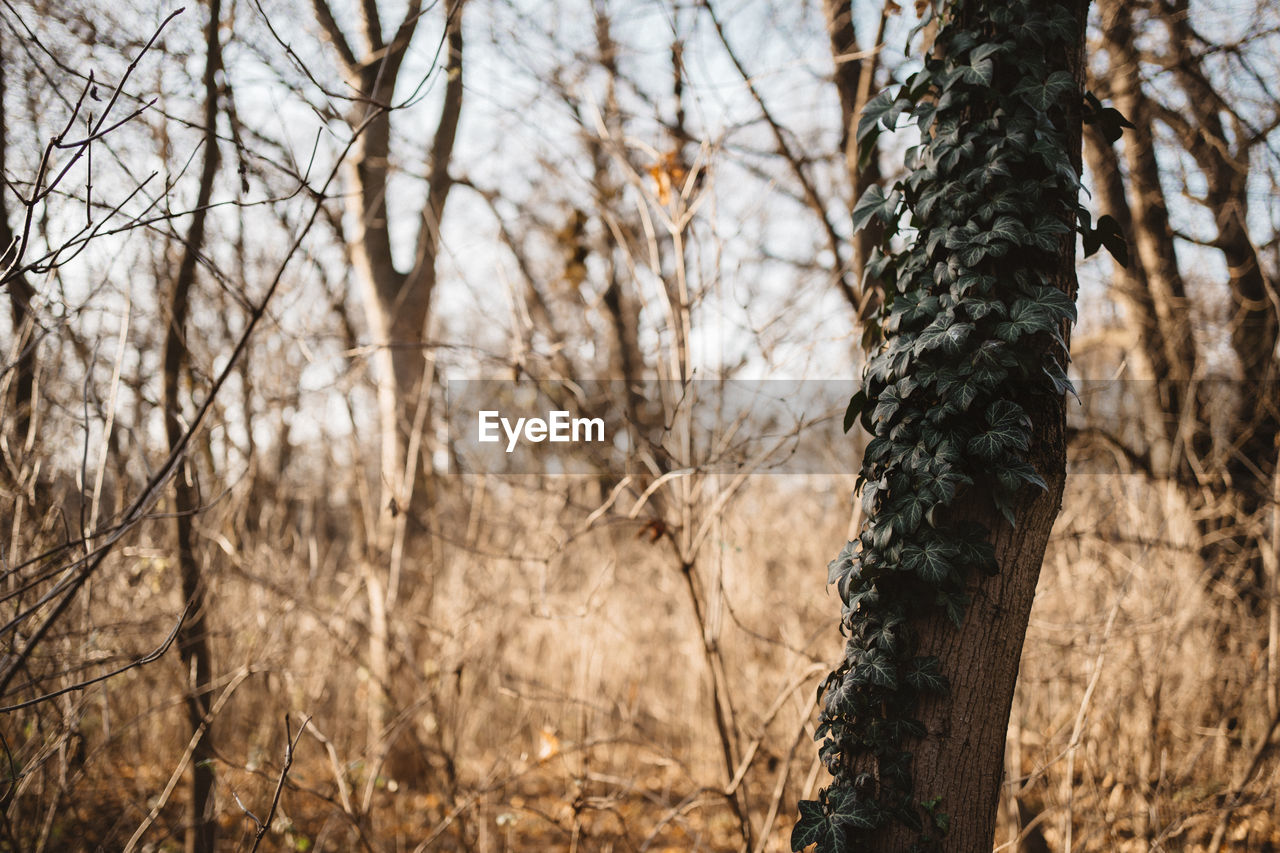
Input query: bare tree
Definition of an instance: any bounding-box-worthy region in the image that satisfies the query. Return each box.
[311,0,464,522]
[162,1,224,849]
[307,0,465,767]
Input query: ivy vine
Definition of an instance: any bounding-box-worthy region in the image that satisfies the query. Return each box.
[795,0,1125,849]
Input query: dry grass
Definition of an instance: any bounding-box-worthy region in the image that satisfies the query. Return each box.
[5,460,1280,852]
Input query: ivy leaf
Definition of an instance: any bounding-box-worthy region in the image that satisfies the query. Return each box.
[1043,357,1076,397]
[914,319,974,357]
[995,458,1048,494]
[869,612,907,654]
[889,490,930,535]
[969,42,1005,64]
[1083,214,1129,268]
[857,89,897,143]
[1083,91,1134,144]
[967,400,1030,461]
[828,540,859,585]
[824,665,857,712]
[844,389,870,434]
[1016,69,1076,111]
[961,57,994,87]
[872,387,903,429]
[936,371,988,412]
[1032,285,1078,324]
[902,539,956,584]
[816,671,837,705]
[853,184,900,233]
[995,299,1051,343]
[829,786,882,832]
[857,647,899,689]
[955,523,999,575]
[988,215,1030,247]
[792,799,841,852]
[935,589,970,628]
[905,656,949,695]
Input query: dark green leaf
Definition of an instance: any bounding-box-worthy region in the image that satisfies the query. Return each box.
[905,656,949,695]
[857,90,897,143]
[828,540,858,585]
[852,185,900,233]
[1097,214,1129,267]
[902,539,956,584]
[935,589,969,627]
[792,799,839,852]
[844,389,869,434]
[858,647,898,689]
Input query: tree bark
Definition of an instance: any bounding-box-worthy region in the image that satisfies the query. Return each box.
[162,2,223,850]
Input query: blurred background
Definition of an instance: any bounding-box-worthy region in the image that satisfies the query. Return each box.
[2,0,1280,849]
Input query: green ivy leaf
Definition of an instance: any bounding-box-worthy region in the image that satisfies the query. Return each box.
[853,184,900,233]
[1083,213,1129,268]
[792,798,840,852]
[905,656,949,695]
[995,458,1048,493]
[969,42,1006,64]
[829,785,882,832]
[988,215,1031,246]
[858,647,899,689]
[1015,69,1076,111]
[828,541,858,585]
[1032,285,1077,324]
[914,318,974,357]
[967,399,1030,460]
[935,589,970,628]
[995,299,1050,343]
[902,539,957,584]
[857,90,897,143]
[844,389,870,434]
[961,57,995,87]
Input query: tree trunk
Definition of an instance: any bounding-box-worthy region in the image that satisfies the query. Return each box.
[1159,0,1280,601]
[873,398,1067,850]
[1098,0,1196,386]
[311,0,464,769]
[861,0,1085,847]
[1083,125,1181,476]
[0,27,37,465]
[1093,0,1279,605]
[162,2,223,850]
[825,0,886,320]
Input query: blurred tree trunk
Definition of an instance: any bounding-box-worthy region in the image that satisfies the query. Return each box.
[866,0,1086,847]
[1157,0,1280,598]
[1092,0,1280,604]
[310,0,464,767]
[0,27,37,470]
[1082,126,1182,475]
[825,0,887,323]
[1092,0,1214,490]
[162,1,223,850]
[312,0,464,524]
[1097,0,1197,388]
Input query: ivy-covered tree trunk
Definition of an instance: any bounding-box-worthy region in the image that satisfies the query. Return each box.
[796,0,1090,850]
